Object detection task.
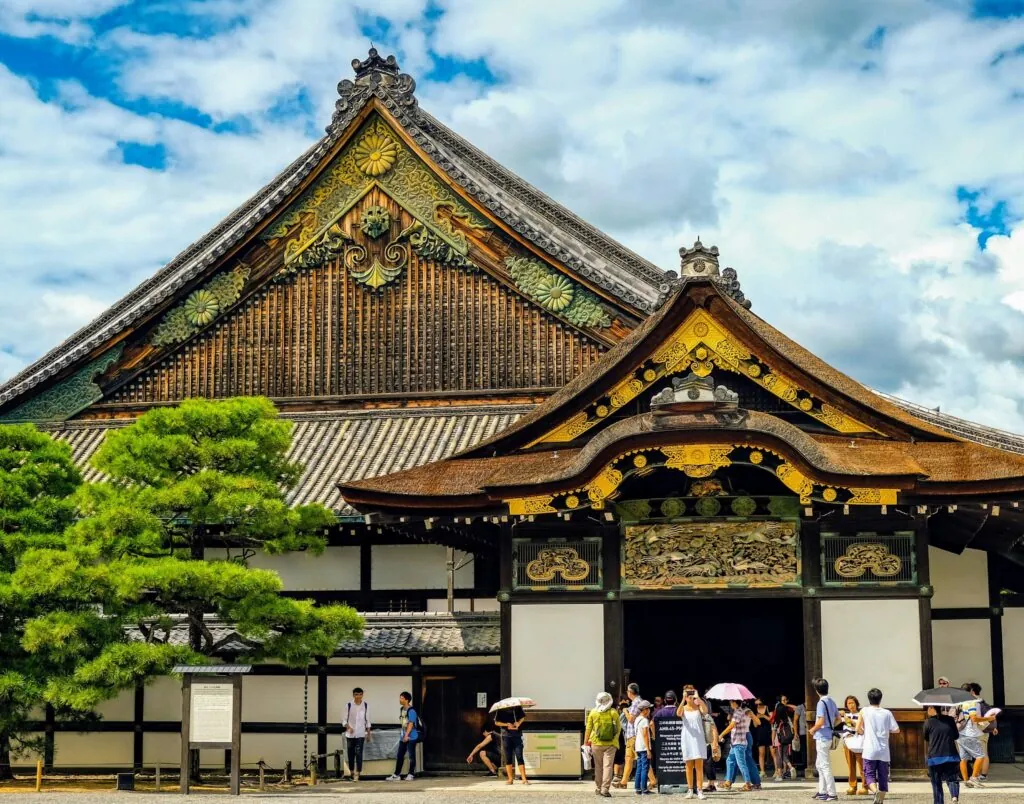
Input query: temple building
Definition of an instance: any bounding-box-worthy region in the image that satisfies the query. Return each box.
[2,49,1022,774]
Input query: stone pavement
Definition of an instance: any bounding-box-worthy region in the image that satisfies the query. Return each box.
[2,765,1022,801]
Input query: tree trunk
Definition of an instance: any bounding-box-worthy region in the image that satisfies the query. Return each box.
[0,732,13,781]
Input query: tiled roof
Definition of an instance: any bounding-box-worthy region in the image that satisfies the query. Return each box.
[134,612,500,657]
[339,612,500,656]
[46,406,525,516]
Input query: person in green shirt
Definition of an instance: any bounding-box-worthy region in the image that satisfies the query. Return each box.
[586,692,623,798]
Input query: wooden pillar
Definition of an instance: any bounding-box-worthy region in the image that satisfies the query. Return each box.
[43,705,54,772]
[180,675,192,796]
[988,552,1005,706]
[359,532,372,611]
[602,523,623,699]
[230,676,242,796]
[917,518,935,688]
[133,683,144,772]
[499,523,513,697]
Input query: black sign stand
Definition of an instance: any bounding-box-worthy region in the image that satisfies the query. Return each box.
[175,665,251,796]
[653,717,688,794]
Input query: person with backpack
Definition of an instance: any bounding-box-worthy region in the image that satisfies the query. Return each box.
[770,698,797,781]
[808,677,840,802]
[386,691,420,781]
[341,687,371,781]
[585,692,622,797]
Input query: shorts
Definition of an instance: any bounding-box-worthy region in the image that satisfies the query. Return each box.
[501,731,525,765]
[863,759,889,792]
[980,731,990,753]
[958,736,985,761]
[614,743,625,765]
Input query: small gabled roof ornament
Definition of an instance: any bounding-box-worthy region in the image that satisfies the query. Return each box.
[330,48,418,133]
[659,240,751,309]
[650,371,740,414]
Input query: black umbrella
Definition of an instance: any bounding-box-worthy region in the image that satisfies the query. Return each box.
[913,687,975,707]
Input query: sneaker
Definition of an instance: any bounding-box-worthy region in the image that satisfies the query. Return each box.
[685,792,695,800]
[404,774,415,781]
[353,773,359,782]
[812,796,828,801]
[978,774,987,782]
[697,793,706,801]
[826,797,840,802]
[602,793,612,799]
[965,778,978,788]
[385,774,401,781]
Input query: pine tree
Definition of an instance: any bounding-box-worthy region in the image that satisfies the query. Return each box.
[59,397,363,676]
[0,424,115,778]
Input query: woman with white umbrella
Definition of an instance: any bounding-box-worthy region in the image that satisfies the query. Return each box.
[491,696,534,785]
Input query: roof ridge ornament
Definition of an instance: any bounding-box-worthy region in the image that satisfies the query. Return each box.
[658,240,751,309]
[329,48,418,134]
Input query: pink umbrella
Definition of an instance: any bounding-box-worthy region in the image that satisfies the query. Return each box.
[705,682,755,700]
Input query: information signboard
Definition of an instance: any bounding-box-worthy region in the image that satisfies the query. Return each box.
[653,717,687,792]
[522,731,581,778]
[189,682,234,743]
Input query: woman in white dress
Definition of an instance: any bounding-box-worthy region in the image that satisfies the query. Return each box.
[676,689,708,800]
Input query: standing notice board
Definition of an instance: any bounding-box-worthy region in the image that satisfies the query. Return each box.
[654,717,687,792]
[190,682,234,743]
[522,731,582,778]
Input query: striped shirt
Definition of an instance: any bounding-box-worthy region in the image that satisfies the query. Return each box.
[730,709,753,746]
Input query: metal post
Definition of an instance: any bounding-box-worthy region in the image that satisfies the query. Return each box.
[310,761,317,786]
[155,763,161,792]
[35,759,42,792]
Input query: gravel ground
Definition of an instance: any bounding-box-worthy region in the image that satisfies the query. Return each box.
[3,767,1023,802]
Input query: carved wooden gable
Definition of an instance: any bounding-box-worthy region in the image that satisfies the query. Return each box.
[90,114,625,412]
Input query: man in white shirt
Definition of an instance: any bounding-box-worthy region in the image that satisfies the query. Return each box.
[341,687,372,781]
[856,688,899,804]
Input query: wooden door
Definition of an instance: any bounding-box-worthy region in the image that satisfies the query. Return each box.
[421,668,500,771]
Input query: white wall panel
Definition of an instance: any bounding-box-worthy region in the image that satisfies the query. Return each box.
[143,733,180,766]
[237,734,307,767]
[327,676,413,725]
[1004,609,1024,704]
[426,597,499,612]
[144,676,182,721]
[242,676,318,722]
[821,599,921,703]
[930,547,989,609]
[53,733,133,767]
[94,688,134,721]
[205,546,359,591]
[511,603,603,710]
[932,619,992,696]
[372,545,473,590]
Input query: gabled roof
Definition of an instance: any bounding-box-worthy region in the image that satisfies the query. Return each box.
[0,49,664,413]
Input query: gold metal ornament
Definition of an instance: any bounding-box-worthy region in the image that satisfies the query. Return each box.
[526,548,591,582]
[354,133,398,176]
[834,543,902,579]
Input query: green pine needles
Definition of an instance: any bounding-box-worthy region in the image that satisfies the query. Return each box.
[0,398,364,772]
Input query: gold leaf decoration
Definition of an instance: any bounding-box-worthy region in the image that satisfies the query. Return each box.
[526,548,591,582]
[354,133,397,176]
[834,543,902,579]
[351,258,403,289]
[182,290,219,327]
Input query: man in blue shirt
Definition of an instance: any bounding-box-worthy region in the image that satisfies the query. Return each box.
[386,692,420,781]
[808,677,839,802]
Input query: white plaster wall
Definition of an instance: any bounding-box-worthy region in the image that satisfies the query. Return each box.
[372,545,473,590]
[821,599,922,703]
[930,547,989,609]
[94,688,134,721]
[143,733,180,766]
[53,733,133,767]
[426,597,499,612]
[204,546,360,591]
[1003,608,1024,704]
[326,733,419,777]
[422,656,500,665]
[242,676,319,722]
[932,619,992,695]
[237,734,307,767]
[11,734,44,766]
[327,676,413,725]
[144,676,182,721]
[511,603,603,710]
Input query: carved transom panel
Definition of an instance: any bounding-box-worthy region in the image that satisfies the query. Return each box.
[821,532,915,585]
[622,521,801,589]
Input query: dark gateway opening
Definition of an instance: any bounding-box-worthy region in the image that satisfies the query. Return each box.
[623,598,805,708]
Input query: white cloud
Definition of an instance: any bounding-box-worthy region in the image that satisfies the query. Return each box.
[1,0,1024,435]
[0,0,129,42]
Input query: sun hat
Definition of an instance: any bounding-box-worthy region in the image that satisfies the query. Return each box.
[595,692,614,712]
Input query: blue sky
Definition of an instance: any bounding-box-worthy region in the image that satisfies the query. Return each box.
[0,0,1023,429]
